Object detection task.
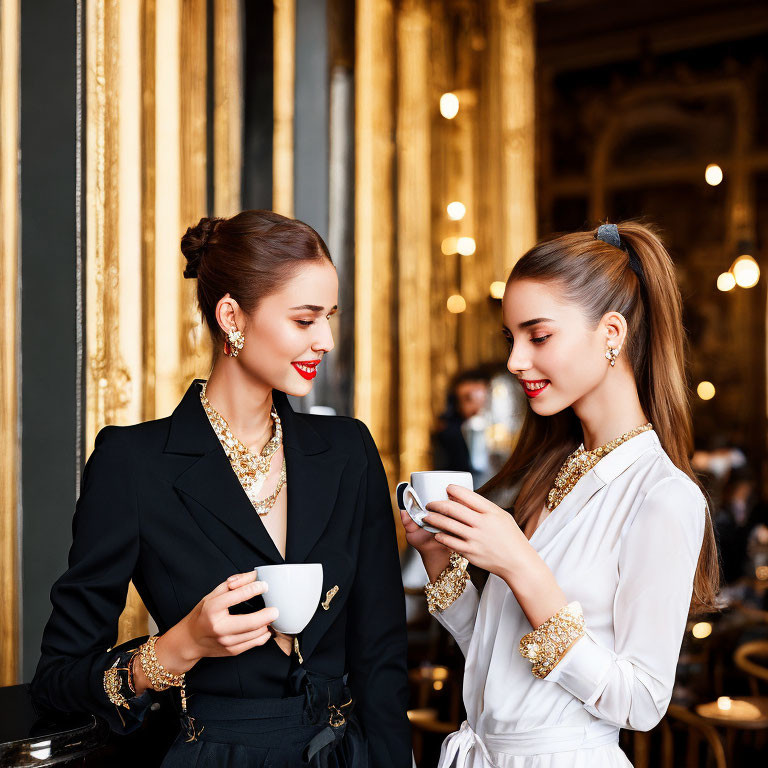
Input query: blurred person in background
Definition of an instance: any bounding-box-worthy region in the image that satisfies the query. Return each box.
[714,466,758,584]
[432,369,492,488]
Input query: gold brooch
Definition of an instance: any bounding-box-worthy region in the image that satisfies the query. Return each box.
[322,585,339,610]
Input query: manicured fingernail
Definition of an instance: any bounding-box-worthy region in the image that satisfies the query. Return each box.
[227,575,238,583]
[258,581,268,592]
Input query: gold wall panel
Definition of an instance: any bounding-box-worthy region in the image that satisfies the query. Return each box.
[274,0,295,217]
[214,0,243,217]
[358,0,536,507]
[355,0,397,481]
[180,0,211,385]
[0,0,20,686]
[492,0,536,275]
[85,0,131,445]
[397,0,432,477]
[86,0,149,644]
[154,0,184,416]
[140,0,157,421]
[428,0,460,426]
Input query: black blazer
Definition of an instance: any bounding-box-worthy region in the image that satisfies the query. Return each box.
[31,379,411,767]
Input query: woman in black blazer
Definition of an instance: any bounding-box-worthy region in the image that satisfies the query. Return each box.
[31,211,412,767]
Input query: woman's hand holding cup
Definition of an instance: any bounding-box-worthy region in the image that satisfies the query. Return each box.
[154,571,278,671]
[398,471,474,581]
[227,570,294,656]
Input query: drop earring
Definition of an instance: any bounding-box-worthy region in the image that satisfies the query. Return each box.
[224,328,245,357]
[605,345,620,367]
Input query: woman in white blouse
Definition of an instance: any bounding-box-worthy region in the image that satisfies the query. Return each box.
[400,222,719,767]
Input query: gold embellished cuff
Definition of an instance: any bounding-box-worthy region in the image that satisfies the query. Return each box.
[519,601,585,679]
[424,552,469,614]
[103,648,140,709]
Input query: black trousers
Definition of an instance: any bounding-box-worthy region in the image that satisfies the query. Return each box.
[160,669,367,768]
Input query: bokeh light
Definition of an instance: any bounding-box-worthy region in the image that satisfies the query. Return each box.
[440,92,460,119]
[705,163,723,186]
[716,272,736,291]
[732,255,760,288]
[457,237,476,256]
[447,294,467,313]
[692,622,712,639]
[447,201,466,220]
[441,237,458,255]
[697,381,715,400]
[490,281,506,299]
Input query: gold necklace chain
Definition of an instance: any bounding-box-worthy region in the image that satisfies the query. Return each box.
[545,422,653,513]
[199,382,287,517]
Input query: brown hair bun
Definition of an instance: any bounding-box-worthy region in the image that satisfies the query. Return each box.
[181,217,223,279]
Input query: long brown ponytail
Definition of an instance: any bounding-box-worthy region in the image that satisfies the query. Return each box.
[482,221,719,613]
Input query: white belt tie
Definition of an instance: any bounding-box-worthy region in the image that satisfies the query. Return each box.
[439,720,620,766]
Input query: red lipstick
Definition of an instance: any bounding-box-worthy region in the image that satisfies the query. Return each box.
[292,359,321,381]
[520,378,550,398]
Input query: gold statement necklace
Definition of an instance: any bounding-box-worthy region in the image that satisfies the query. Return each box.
[199,381,287,516]
[545,422,653,513]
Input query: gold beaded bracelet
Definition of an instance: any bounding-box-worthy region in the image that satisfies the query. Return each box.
[424,552,469,614]
[139,636,199,739]
[518,601,585,679]
[139,635,186,691]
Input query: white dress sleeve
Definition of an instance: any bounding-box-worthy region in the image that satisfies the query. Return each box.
[544,475,706,731]
[433,581,480,657]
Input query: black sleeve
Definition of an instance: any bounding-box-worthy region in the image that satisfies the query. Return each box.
[30,426,152,733]
[345,420,412,768]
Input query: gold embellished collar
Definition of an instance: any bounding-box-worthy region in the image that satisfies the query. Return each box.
[546,423,654,513]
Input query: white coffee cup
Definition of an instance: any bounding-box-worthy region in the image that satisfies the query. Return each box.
[256,563,323,634]
[397,471,474,534]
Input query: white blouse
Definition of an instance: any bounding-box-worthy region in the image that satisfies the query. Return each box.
[434,430,706,768]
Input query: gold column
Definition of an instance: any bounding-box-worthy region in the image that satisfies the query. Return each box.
[213,0,243,217]
[397,0,431,477]
[140,0,157,420]
[355,0,396,479]
[180,0,211,385]
[490,0,536,276]
[429,0,459,425]
[85,0,130,444]
[154,0,184,415]
[0,0,20,686]
[86,0,149,643]
[273,0,295,217]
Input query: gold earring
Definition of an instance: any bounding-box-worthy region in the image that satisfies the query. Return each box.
[605,345,619,367]
[224,328,245,357]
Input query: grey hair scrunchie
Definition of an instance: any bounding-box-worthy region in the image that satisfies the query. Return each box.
[595,223,621,249]
[595,223,645,284]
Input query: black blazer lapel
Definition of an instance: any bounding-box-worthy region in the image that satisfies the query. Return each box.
[275,391,350,564]
[166,379,285,565]
[174,450,286,565]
